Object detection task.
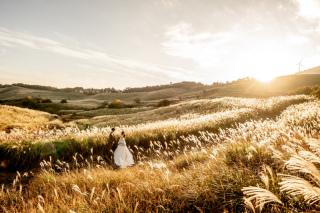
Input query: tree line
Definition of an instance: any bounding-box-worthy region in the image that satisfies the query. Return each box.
[122,81,205,93]
[0,83,119,94]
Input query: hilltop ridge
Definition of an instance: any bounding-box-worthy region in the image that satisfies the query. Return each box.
[1,69,320,111]
[296,65,320,74]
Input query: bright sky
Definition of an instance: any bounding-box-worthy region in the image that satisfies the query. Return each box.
[1,0,320,89]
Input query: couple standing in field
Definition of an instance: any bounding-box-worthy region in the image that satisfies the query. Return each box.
[108,127,134,168]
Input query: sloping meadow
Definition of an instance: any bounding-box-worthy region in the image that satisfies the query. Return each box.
[1,98,320,212]
[0,95,310,170]
[0,105,62,131]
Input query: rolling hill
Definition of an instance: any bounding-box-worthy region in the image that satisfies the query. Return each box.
[0,84,206,107]
[1,69,320,113]
[296,65,320,74]
[1,95,318,212]
[0,105,62,131]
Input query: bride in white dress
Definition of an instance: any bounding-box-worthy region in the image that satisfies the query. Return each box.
[114,131,135,168]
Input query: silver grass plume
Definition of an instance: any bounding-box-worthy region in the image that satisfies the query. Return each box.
[279,174,320,204]
[242,186,283,209]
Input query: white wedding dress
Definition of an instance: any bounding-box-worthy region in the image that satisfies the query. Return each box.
[114,137,134,168]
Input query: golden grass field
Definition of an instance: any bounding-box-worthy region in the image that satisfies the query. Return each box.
[0,105,62,131]
[75,96,310,127]
[1,95,320,212]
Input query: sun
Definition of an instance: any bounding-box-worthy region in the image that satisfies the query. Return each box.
[242,42,293,83]
[254,73,276,83]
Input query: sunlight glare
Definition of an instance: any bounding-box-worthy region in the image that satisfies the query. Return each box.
[242,42,294,83]
[254,73,275,82]
[296,0,320,19]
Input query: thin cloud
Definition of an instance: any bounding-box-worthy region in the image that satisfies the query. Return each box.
[0,27,197,85]
[53,32,80,45]
[163,22,235,67]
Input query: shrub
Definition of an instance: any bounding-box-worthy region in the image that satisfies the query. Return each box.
[61,99,68,104]
[157,99,170,107]
[44,107,56,114]
[41,97,52,103]
[101,101,109,106]
[311,87,320,99]
[134,97,141,104]
[289,85,320,95]
[108,99,125,108]
[21,96,37,108]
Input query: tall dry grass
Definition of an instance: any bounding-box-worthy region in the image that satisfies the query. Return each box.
[0,105,62,131]
[0,95,310,170]
[77,95,311,127]
[1,97,320,212]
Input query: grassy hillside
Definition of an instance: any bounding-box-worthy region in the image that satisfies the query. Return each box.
[75,96,310,127]
[0,86,86,101]
[0,105,62,131]
[0,86,193,110]
[0,95,311,171]
[1,74,320,112]
[296,65,320,74]
[1,99,320,212]
[206,74,320,98]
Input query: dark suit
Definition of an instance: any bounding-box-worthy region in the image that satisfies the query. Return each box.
[106,131,117,163]
[108,131,117,152]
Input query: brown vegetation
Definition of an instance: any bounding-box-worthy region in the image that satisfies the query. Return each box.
[1,99,320,212]
[0,105,62,131]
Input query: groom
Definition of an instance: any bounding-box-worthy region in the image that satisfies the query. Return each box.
[108,127,117,153]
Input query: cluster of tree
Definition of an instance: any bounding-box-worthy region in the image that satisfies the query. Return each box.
[101,98,170,109]
[3,78,260,96]
[61,87,119,94]
[0,96,81,114]
[20,96,53,106]
[12,83,58,91]
[157,99,171,107]
[107,99,134,109]
[289,85,320,98]
[9,83,120,94]
[0,84,12,88]
[221,77,257,85]
[122,81,205,93]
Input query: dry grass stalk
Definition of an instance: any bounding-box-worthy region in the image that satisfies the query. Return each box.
[242,187,283,208]
[280,175,320,204]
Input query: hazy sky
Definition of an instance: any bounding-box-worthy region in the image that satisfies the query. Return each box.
[1,0,320,89]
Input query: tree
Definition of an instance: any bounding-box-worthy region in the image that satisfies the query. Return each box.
[21,96,37,108]
[40,97,52,103]
[134,97,141,104]
[108,99,125,108]
[61,99,68,104]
